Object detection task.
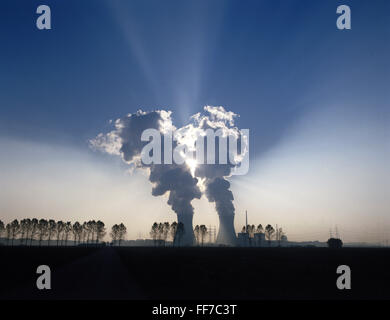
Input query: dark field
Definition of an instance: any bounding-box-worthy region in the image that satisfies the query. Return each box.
[0,247,389,300]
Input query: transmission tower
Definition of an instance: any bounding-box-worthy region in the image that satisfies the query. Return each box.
[208,225,216,243]
[335,225,340,239]
[243,210,247,234]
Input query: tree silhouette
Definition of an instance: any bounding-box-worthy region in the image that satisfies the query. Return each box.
[246,224,255,245]
[256,224,264,246]
[199,225,208,246]
[251,225,256,237]
[265,224,275,247]
[81,222,88,243]
[47,219,56,246]
[86,220,97,244]
[37,219,48,247]
[9,219,20,246]
[117,223,127,245]
[111,223,127,246]
[81,221,88,243]
[72,222,83,245]
[20,219,30,246]
[110,224,119,244]
[96,221,106,245]
[63,222,72,246]
[24,219,33,245]
[243,225,255,245]
[277,227,285,246]
[162,222,170,246]
[29,218,39,246]
[150,222,159,246]
[194,225,200,245]
[157,223,164,244]
[55,221,65,246]
[170,222,177,247]
[0,220,4,239]
[6,223,11,246]
[0,218,129,247]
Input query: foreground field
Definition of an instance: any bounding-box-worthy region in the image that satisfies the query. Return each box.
[0,247,389,299]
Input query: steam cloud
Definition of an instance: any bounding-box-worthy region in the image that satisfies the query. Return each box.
[90,106,247,245]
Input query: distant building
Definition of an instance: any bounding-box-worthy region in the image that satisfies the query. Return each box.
[327,238,343,248]
[237,232,250,247]
[237,232,267,247]
[254,233,266,247]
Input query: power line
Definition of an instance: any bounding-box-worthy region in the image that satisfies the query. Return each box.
[335,225,340,239]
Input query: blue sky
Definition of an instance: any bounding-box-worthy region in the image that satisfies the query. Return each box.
[0,0,389,242]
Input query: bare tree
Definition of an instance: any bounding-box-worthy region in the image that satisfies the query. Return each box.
[86,220,96,244]
[9,219,20,246]
[110,224,119,245]
[47,220,56,246]
[81,222,88,244]
[277,228,285,246]
[170,222,177,247]
[150,222,159,246]
[256,224,263,234]
[1,218,127,248]
[256,224,264,246]
[117,223,127,246]
[162,222,170,246]
[0,220,4,239]
[30,218,39,246]
[63,222,72,246]
[72,222,83,245]
[265,224,275,247]
[157,223,164,245]
[55,221,64,246]
[37,219,48,247]
[96,221,106,245]
[6,223,11,246]
[251,225,256,237]
[111,223,127,246]
[194,225,200,245]
[199,225,208,246]
[246,225,255,237]
[20,219,30,245]
[23,219,33,245]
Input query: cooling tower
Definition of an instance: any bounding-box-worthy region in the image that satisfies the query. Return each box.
[216,214,237,246]
[174,213,195,246]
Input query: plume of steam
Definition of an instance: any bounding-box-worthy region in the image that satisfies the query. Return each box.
[90,110,174,162]
[91,106,248,246]
[190,106,244,245]
[91,110,200,245]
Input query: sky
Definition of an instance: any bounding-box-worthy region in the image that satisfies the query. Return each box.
[0,0,389,243]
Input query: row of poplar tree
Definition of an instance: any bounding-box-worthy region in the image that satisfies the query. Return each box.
[0,219,127,246]
[150,222,209,246]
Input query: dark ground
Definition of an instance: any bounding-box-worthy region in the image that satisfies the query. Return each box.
[0,247,389,300]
